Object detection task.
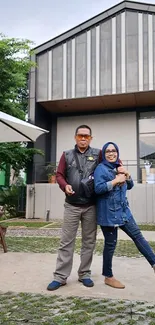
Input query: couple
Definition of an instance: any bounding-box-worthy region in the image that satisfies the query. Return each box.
[47,125,155,291]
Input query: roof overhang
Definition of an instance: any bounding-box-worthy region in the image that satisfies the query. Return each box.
[33,1,155,55]
[39,90,155,115]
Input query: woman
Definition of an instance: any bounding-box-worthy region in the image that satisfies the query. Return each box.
[94,142,155,289]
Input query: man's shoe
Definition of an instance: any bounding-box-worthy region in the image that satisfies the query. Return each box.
[47,280,66,291]
[105,277,125,289]
[78,278,94,287]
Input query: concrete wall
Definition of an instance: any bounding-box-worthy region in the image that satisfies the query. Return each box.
[35,11,155,102]
[26,183,155,224]
[26,184,64,220]
[56,111,137,179]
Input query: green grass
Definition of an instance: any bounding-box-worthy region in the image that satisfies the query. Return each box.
[0,292,155,325]
[3,237,155,257]
[5,237,60,253]
[42,222,63,228]
[1,219,155,231]
[138,224,155,231]
[0,221,63,228]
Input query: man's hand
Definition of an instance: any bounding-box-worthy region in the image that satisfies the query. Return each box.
[65,185,75,196]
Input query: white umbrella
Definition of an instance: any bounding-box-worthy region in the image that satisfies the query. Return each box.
[0,111,48,143]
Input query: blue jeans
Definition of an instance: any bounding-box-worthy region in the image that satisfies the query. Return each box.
[101,215,155,277]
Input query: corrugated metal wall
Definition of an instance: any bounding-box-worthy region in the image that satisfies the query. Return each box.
[36,10,155,101]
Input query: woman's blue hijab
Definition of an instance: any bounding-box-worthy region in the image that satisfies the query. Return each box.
[102,142,120,169]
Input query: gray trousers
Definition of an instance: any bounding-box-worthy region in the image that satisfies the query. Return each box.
[53,202,97,283]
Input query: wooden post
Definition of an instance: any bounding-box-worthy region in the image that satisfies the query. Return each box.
[0,226,7,253]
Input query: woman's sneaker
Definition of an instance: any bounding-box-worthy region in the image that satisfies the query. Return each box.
[105,277,125,289]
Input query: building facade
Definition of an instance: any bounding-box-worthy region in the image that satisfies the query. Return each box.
[28,0,155,185]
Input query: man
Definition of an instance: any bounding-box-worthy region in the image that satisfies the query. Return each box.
[47,125,100,291]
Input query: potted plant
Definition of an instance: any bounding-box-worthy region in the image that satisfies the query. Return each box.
[45,164,57,184]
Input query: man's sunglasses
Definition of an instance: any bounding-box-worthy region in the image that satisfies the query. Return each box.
[76,134,91,140]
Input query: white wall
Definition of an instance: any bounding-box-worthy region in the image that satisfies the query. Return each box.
[57,111,137,162]
[26,183,155,224]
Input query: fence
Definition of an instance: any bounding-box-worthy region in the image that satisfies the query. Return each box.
[33,162,58,183]
[33,160,155,184]
[26,160,155,221]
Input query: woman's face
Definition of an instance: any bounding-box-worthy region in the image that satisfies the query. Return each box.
[105,144,118,163]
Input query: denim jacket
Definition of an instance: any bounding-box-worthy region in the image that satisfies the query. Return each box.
[94,163,134,226]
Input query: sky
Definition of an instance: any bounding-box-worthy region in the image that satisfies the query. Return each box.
[1,0,155,47]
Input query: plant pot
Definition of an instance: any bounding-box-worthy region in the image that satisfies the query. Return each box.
[48,175,56,184]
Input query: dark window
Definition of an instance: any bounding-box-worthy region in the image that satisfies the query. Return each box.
[139,112,155,183]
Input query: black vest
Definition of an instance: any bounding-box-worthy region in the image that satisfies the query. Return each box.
[64,147,100,205]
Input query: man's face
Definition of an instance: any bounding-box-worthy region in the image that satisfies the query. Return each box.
[75,128,92,151]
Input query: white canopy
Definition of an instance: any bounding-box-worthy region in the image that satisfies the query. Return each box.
[0,111,48,143]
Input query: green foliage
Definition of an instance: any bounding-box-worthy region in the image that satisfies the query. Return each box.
[45,163,57,176]
[0,34,34,118]
[0,185,20,217]
[0,143,43,174]
[0,34,43,175]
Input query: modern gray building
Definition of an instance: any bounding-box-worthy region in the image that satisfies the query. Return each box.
[28,0,155,185]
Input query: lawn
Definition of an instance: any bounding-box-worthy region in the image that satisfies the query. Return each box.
[0,220,63,228]
[1,219,155,231]
[0,292,155,325]
[4,237,155,257]
[138,224,155,231]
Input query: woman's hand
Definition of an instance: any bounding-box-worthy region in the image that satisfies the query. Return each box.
[111,173,126,187]
[117,166,131,180]
[116,173,126,183]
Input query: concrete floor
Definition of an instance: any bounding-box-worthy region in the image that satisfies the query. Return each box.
[119,229,155,241]
[0,252,154,302]
[97,229,155,241]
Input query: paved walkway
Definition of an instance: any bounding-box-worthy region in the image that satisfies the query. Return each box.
[97,229,155,241]
[0,252,155,302]
[6,227,155,241]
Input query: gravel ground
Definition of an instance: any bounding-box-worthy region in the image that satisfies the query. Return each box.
[0,292,155,325]
[6,228,82,237]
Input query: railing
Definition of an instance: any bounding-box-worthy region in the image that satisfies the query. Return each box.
[33,160,155,184]
[25,159,155,222]
[33,162,58,183]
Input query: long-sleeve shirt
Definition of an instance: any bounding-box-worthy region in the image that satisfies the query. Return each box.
[56,149,122,192]
[56,150,102,192]
[56,153,68,191]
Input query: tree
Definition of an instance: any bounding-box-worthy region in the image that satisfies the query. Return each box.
[0,34,43,177]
